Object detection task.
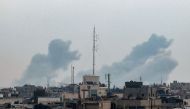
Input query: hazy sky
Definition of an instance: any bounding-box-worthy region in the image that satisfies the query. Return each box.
[0,0,190,87]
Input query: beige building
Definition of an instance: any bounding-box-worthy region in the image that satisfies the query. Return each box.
[38,97,60,104]
[62,92,79,99]
[0,98,23,105]
[98,87,107,97]
[113,99,183,109]
[81,100,111,109]
[123,81,157,100]
[80,75,107,99]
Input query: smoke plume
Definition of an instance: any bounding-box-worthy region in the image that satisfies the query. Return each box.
[19,39,80,85]
[99,34,178,84]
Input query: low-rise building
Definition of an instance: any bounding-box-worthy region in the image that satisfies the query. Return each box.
[170,81,190,99]
[123,81,157,100]
[62,92,79,100]
[0,88,19,98]
[15,85,43,98]
[38,97,61,104]
[80,75,107,99]
[113,99,183,109]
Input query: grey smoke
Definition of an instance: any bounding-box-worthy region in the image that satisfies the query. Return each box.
[19,39,80,85]
[98,34,178,84]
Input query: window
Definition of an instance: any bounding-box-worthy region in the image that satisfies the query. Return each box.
[142,94,144,97]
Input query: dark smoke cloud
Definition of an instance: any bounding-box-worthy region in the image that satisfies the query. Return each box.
[19,39,80,85]
[99,34,177,84]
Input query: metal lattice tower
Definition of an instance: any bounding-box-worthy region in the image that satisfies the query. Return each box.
[92,26,96,75]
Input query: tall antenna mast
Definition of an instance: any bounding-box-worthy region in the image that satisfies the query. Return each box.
[92,26,96,75]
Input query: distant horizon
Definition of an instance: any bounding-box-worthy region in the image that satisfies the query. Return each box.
[0,79,187,89]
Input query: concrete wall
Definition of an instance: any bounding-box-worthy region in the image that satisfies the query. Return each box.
[0,98,23,104]
[98,87,107,97]
[85,103,99,109]
[38,97,60,104]
[113,93,123,99]
[83,75,99,84]
[113,99,182,109]
[80,84,99,99]
[82,100,111,109]
[123,87,157,100]
[62,92,79,99]
[113,99,161,109]
[100,101,111,109]
[184,99,190,106]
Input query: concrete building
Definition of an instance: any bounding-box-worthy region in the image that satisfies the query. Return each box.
[15,85,43,98]
[117,81,184,109]
[81,100,111,109]
[113,99,183,109]
[123,81,157,100]
[38,97,61,104]
[0,98,23,105]
[170,81,190,91]
[98,86,107,97]
[62,92,79,100]
[0,88,19,98]
[170,81,190,99]
[80,75,107,99]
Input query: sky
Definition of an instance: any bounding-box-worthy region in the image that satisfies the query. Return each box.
[0,0,190,87]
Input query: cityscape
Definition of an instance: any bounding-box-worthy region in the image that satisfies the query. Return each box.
[1,0,190,109]
[0,28,190,109]
[1,75,190,109]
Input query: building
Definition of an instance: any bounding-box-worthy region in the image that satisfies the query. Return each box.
[98,86,107,97]
[0,88,18,98]
[62,92,79,100]
[80,75,100,99]
[113,99,183,109]
[123,81,157,100]
[79,75,107,99]
[81,100,111,109]
[170,81,190,99]
[15,85,43,98]
[115,81,184,109]
[170,81,190,91]
[38,97,61,104]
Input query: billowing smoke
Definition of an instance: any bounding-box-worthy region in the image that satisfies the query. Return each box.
[19,39,80,85]
[99,34,178,85]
